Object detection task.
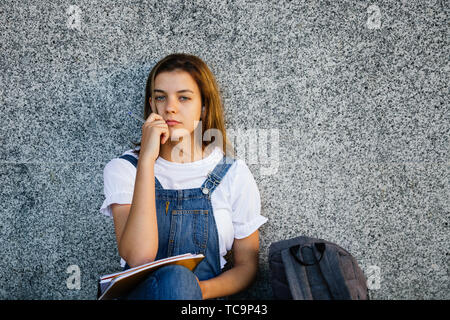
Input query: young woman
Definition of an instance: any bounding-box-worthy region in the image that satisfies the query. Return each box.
[100,53,268,300]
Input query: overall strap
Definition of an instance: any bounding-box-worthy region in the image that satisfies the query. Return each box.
[119,154,137,167]
[200,155,236,196]
[118,154,164,189]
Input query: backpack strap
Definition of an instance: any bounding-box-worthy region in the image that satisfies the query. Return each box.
[314,244,352,300]
[284,242,352,300]
[281,249,313,300]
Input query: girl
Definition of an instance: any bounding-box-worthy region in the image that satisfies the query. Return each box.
[100,53,268,300]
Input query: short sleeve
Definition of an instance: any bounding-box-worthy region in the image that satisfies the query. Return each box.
[229,159,268,239]
[99,157,137,218]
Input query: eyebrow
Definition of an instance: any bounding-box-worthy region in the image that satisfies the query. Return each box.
[153,89,194,94]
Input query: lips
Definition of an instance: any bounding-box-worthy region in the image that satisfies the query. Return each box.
[166,119,181,125]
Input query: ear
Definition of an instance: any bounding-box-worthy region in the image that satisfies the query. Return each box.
[200,105,206,120]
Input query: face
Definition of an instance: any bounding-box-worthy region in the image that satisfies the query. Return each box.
[149,70,202,140]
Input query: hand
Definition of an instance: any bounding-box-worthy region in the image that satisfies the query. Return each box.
[139,113,170,162]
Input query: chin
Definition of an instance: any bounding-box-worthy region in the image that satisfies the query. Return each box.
[171,127,191,135]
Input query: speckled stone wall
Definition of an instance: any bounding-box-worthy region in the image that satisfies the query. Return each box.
[0,0,448,299]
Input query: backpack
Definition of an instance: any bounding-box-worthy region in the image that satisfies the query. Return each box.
[268,236,368,300]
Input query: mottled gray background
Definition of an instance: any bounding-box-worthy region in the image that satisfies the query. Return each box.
[0,0,448,300]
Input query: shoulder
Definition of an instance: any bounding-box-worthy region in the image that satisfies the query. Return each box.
[227,158,256,183]
[103,149,139,178]
[222,157,259,196]
[100,149,138,217]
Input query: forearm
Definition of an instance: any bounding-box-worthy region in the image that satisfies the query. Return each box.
[119,157,158,267]
[200,263,258,300]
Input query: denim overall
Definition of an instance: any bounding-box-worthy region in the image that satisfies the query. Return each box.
[117,153,235,299]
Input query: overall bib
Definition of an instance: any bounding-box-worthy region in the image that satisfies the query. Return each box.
[118,153,236,299]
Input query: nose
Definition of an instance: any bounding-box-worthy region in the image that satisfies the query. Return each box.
[164,96,179,114]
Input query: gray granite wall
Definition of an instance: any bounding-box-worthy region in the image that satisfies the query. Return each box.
[1,0,448,299]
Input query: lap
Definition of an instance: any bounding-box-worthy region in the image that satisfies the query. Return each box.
[123,264,203,300]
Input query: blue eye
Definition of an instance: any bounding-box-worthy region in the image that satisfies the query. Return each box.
[154,96,190,102]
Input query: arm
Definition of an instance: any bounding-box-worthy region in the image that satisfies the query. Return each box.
[112,157,159,267]
[198,230,260,300]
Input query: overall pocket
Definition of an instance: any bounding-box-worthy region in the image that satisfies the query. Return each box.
[168,209,209,256]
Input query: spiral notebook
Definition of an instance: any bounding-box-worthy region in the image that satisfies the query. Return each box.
[97,253,204,300]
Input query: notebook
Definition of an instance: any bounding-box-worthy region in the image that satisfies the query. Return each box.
[98,253,204,300]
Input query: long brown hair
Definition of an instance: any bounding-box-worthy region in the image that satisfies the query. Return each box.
[131,53,235,158]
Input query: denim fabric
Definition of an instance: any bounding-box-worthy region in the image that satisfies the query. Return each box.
[118,154,236,300]
[125,265,203,300]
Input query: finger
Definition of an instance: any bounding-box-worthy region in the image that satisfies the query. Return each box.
[161,128,170,144]
[143,119,167,128]
[149,122,168,129]
[145,113,155,123]
[145,112,163,124]
[150,119,167,125]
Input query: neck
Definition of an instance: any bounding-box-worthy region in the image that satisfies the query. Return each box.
[159,134,207,163]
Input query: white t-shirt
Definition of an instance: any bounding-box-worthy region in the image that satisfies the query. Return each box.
[99,146,268,269]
